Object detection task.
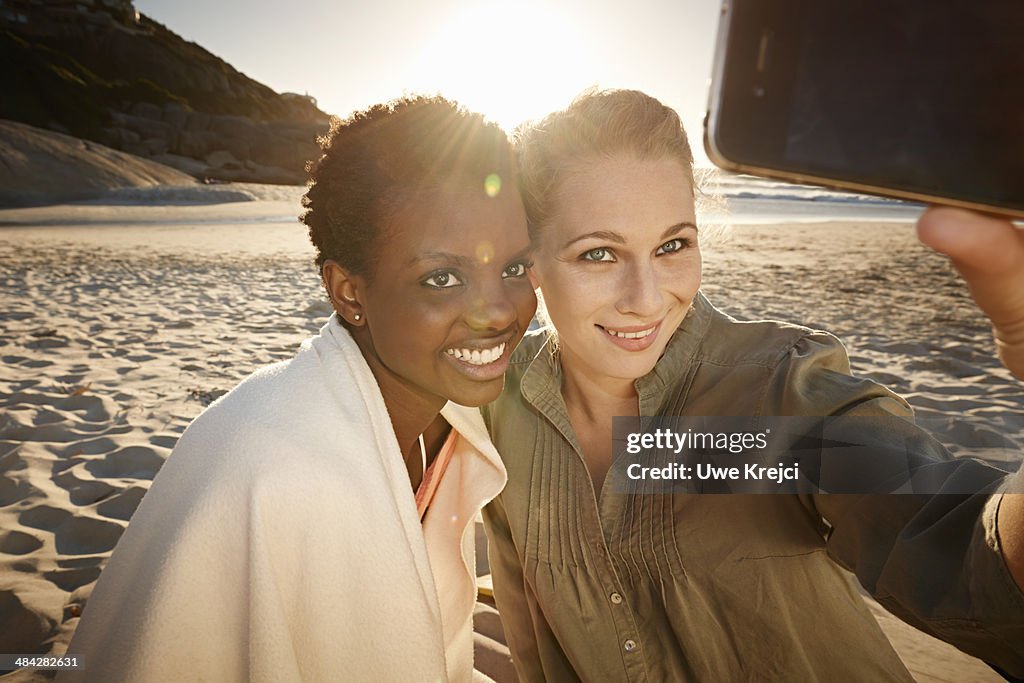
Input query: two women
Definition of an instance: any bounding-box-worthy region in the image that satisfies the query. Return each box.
[62,96,536,682]
[483,90,1024,680]
[62,89,1022,682]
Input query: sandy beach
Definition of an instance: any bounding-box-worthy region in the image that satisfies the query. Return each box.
[1,192,1020,682]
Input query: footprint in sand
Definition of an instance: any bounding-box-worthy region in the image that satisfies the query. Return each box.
[58,436,119,458]
[149,434,179,449]
[0,590,52,653]
[32,408,66,426]
[43,566,102,592]
[96,486,147,522]
[53,393,114,423]
[905,356,986,378]
[27,336,70,350]
[57,474,117,507]
[53,515,125,555]
[18,504,72,531]
[0,530,44,555]
[85,445,165,480]
[876,341,929,356]
[0,475,35,507]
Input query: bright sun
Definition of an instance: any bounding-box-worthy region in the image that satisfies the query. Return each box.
[408,4,603,131]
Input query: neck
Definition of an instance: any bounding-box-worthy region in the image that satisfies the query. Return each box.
[351,328,447,477]
[559,346,639,420]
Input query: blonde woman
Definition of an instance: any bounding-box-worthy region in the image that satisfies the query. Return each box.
[482,90,1024,681]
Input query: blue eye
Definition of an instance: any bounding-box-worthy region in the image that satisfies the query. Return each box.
[656,238,688,255]
[422,270,463,289]
[502,261,532,278]
[581,248,614,262]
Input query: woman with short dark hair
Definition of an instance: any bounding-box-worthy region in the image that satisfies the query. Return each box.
[62,95,537,683]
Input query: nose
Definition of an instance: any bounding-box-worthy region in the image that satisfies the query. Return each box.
[615,260,663,318]
[465,279,518,332]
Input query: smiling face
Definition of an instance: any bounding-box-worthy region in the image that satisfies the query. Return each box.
[530,156,702,385]
[343,184,536,411]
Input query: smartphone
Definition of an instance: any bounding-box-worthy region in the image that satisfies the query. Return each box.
[704,0,1024,218]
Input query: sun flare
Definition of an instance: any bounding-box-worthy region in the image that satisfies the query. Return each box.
[409,4,603,131]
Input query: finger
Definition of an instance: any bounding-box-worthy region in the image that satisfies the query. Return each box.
[916,207,1024,276]
[917,207,1024,379]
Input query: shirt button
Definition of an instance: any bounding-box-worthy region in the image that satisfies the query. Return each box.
[623,639,638,652]
[610,592,623,605]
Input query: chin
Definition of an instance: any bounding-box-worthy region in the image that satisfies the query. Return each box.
[448,379,504,407]
[620,346,669,378]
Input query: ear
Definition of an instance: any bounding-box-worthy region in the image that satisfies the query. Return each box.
[322,260,366,326]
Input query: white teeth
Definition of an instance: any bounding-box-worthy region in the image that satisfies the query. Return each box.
[445,342,506,366]
[605,326,655,339]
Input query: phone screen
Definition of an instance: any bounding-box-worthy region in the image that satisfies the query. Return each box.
[708,0,1024,214]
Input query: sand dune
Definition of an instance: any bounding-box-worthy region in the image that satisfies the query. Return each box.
[0,201,1019,681]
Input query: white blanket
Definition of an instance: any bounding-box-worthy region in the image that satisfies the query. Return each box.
[60,316,507,682]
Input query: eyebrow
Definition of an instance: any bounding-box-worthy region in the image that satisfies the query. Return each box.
[561,222,698,250]
[408,245,533,269]
[410,252,476,268]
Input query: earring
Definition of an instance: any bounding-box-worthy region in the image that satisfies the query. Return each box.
[353,313,362,322]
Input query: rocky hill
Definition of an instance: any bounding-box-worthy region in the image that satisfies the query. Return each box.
[0,0,330,185]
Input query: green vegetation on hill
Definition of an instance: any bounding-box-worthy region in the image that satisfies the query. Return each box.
[2,30,107,140]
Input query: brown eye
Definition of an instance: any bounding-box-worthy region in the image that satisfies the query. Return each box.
[422,271,463,289]
[502,262,529,278]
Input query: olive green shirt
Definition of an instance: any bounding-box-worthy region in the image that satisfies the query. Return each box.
[482,292,1024,682]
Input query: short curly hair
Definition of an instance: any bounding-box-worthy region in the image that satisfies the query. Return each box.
[301,95,517,280]
[515,89,695,241]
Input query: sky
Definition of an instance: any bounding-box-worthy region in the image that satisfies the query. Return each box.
[135,0,723,164]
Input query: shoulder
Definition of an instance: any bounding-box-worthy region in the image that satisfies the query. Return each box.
[169,336,363,478]
[184,353,319,442]
[501,328,553,397]
[508,328,550,370]
[696,300,847,371]
[682,296,909,416]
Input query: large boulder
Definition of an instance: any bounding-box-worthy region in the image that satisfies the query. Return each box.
[0,119,196,207]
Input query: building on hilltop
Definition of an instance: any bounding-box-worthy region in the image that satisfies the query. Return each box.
[282,92,319,109]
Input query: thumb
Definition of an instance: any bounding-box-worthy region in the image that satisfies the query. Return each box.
[917,207,1024,379]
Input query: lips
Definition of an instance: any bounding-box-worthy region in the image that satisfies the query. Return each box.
[442,333,515,381]
[445,342,506,366]
[603,326,655,340]
[597,321,661,352]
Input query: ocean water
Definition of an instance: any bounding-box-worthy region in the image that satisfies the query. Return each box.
[65,173,925,226]
[700,171,924,224]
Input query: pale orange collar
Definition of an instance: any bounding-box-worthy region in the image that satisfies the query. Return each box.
[415,431,457,521]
